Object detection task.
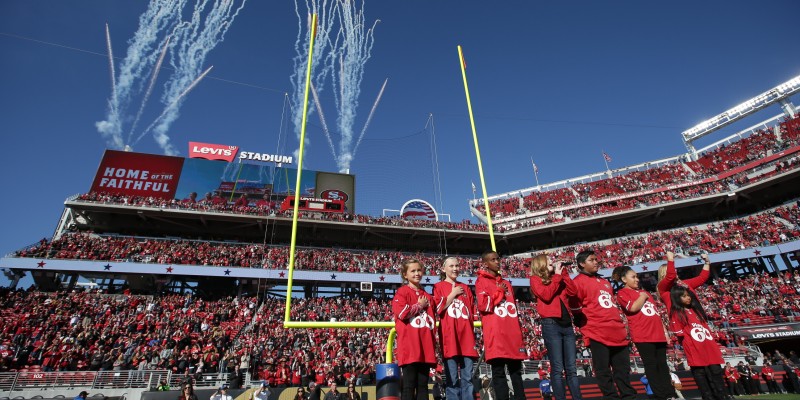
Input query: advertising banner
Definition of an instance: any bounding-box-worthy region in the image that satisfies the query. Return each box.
[188,142,239,162]
[90,150,184,199]
[90,150,355,211]
[731,323,800,340]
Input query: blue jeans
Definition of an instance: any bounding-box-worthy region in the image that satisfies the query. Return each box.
[444,356,475,400]
[541,318,582,400]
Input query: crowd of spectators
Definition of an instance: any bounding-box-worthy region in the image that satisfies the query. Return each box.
[74,192,487,233]
[13,203,800,278]
[687,129,779,177]
[76,117,800,237]
[3,268,799,380]
[482,115,800,228]
[695,271,800,330]
[573,163,692,202]
[543,203,800,269]
[0,289,253,375]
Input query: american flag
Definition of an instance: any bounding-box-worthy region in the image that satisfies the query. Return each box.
[602,152,612,163]
[471,182,476,194]
[532,162,539,174]
[402,200,437,220]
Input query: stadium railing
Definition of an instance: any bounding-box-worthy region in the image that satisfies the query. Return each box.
[1,370,173,392]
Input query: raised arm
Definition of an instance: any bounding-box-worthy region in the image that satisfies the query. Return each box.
[657,251,677,297]
[682,254,711,290]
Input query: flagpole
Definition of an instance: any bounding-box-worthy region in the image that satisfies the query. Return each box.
[602,150,611,172]
[458,45,496,252]
[531,156,540,188]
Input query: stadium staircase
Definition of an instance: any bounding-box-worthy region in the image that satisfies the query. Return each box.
[229,302,266,351]
[680,162,696,176]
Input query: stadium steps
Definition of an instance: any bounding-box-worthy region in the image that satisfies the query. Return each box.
[772,215,796,230]
[568,187,581,199]
[230,302,266,348]
[680,162,696,176]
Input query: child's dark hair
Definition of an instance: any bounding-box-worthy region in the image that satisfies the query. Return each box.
[669,285,708,326]
[611,266,632,282]
[576,250,594,268]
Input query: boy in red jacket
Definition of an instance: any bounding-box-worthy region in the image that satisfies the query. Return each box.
[570,250,636,400]
[476,251,526,400]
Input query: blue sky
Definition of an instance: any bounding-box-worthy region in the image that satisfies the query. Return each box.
[1,0,800,260]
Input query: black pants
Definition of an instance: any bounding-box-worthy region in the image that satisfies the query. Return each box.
[749,378,763,394]
[588,340,636,400]
[739,376,753,394]
[724,379,741,396]
[766,379,781,394]
[690,365,727,400]
[488,358,525,400]
[636,342,675,400]
[401,363,430,400]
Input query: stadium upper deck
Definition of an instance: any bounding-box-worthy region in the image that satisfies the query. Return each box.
[3,77,800,296]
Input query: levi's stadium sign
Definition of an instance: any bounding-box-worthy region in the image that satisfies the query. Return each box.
[238,151,293,164]
[732,323,800,340]
[188,141,292,164]
[188,142,239,162]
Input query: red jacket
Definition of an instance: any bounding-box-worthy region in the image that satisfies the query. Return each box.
[670,309,723,367]
[433,280,478,359]
[571,272,629,347]
[475,270,526,361]
[529,269,576,319]
[617,287,667,343]
[762,365,775,381]
[392,285,436,366]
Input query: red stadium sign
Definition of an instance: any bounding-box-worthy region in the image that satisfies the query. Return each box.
[188,141,239,162]
[90,150,184,199]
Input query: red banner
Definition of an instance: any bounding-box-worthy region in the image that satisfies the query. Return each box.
[188,141,239,162]
[90,150,184,199]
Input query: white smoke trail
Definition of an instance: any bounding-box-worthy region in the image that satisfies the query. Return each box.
[104,25,118,115]
[134,65,214,149]
[96,0,187,150]
[100,23,122,150]
[146,0,247,155]
[126,35,171,144]
[330,0,378,172]
[290,0,342,160]
[352,77,387,158]
[310,82,338,160]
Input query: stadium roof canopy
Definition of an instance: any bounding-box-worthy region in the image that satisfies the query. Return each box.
[681,74,800,150]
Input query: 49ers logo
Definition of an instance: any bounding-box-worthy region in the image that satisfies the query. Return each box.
[690,324,713,342]
[493,302,518,318]
[598,290,614,309]
[640,301,657,316]
[410,312,435,329]
[321,189,349,202]
[447,299,469,320]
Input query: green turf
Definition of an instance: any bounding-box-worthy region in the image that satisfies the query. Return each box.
[733,395,800,400]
